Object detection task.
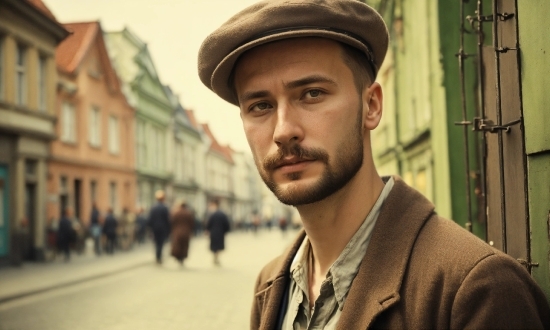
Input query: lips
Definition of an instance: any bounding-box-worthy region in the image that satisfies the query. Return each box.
[273,157,314,173]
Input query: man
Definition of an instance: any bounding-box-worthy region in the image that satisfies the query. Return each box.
[89,202,102,255]
[205,199,230,266]
[134,206,148,244]
[148,190,171,264]
[170,199,195,265]
[102,207,118,255]
[198,1,550,329]
[58,207,75,261]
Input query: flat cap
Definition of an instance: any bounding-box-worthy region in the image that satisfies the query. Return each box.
[198,0,389,106]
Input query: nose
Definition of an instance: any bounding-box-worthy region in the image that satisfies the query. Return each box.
[273,102,304,148]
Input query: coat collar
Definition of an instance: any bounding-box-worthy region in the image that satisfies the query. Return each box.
[336,176,435,329]
[257,176,435,330]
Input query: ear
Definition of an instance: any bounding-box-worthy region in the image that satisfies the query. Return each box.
[362,82,383,130]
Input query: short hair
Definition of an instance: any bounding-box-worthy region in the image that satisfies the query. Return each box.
[339,42,374,93]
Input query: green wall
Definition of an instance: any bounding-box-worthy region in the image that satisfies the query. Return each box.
[518,0,550,299]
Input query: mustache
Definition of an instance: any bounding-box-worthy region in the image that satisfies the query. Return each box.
[262,144,329,171]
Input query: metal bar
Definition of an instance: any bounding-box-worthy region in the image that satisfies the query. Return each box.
[475,0,488,237]
[512,0,533,273]
[492,0,507,254]
[459,0,473,232]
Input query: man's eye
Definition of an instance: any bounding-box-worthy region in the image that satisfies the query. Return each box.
[250,102,272,112]
[304,89,323,99]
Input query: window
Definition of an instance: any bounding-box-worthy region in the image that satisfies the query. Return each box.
[16,45,26,106]
[108,116,119,154]
[38,56,47,111]
[0,38,4,100]
[109,181,117,211]
[90,180,97,203]
[89,106,101,147]
[61,102,76,143]
[136,120,146,167]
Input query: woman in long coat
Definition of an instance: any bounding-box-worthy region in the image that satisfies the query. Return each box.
[170,200,195,265]
[206,200,230,265]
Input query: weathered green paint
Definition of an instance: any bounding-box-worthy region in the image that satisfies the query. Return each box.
[526,153,550,300]
[436,0,484,238]
[518,1,550,154]
[518,0,550,299]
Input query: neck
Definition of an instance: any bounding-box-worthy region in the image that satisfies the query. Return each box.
[297,162,384,276]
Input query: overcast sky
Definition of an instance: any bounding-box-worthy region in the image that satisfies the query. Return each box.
[44,0,259,153]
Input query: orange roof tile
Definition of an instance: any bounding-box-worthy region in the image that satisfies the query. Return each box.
[56,22,99,74]
[202,123,234,164]
[185,109,200,130]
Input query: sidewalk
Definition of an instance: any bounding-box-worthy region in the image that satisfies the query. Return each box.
[0,240,156,304]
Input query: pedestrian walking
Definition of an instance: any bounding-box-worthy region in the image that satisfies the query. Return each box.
[205,199,230,266]
[89,202,102,256]
[198,1,550,328]
[134,207,147,244]
[57,207,75,261]
[170,199,195,265]
[148,190,170,264]
[102,208,118,255]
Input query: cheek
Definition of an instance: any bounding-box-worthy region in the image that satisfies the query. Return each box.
[243,120,271,156]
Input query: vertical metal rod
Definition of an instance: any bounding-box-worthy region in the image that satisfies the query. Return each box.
[492,0,507,253]
[459,0,473,232]
[476,0,488,235]
[512,0,532,272]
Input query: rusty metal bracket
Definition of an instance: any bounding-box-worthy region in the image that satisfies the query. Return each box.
[497,12,515,21]
[496,47,518,53]
[454,118,521,133]
[517,259,539,272]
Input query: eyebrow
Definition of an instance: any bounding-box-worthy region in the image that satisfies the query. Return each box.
[284,75,337,90]
[238,75,337,104]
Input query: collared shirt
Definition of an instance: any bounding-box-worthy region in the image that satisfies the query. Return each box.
[282,177,394,330]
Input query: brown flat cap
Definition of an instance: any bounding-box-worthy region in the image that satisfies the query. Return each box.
[198,0,389,106]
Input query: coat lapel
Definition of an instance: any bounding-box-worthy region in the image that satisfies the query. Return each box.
[257,230,306,330]
[337,176,436,329]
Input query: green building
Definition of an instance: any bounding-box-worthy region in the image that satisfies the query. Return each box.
[368,0,550,299]
[105,28,173,210]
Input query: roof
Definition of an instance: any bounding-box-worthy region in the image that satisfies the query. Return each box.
[202,123,234,164]
[185,109,200,130]
[56,21,122,94]
[25,0,57,21]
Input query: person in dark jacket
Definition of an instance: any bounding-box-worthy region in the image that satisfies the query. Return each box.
[102,208,118,255]
[57,207,75,261]
[89,202,102,256]
[134,206,147,244]
[170,199,195,265]
[148,190,170,264]
[206,199,230,266]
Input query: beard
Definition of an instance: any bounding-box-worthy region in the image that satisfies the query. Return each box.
[256,104,364,206]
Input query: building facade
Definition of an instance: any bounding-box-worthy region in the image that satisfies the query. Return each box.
[105,28,173,210]
[0,0,68,262]
[164,87,203,212]
[49,21,136,226]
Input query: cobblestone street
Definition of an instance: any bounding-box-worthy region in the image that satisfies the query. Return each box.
[0,230,297,330]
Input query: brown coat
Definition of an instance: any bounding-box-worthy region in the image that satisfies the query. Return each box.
[170,207,195,261]
[251,176,550,329]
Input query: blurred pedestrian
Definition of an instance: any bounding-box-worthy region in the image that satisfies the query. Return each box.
[134,206,147,244]
[148,190,170,264]
[58,207,75,261]
[89,202,102,256]
[170,199,195,265]
[278,216,288,236]
[102,207,118,255]
[206,199,230,266]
